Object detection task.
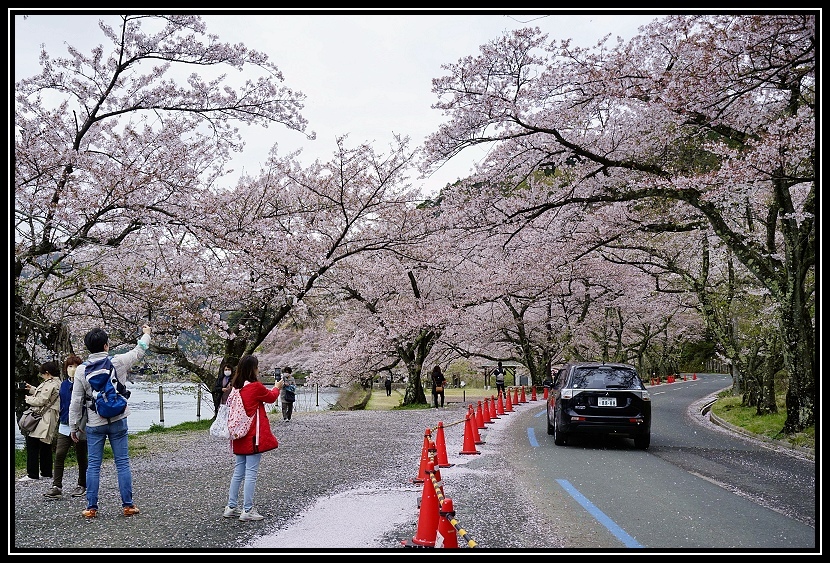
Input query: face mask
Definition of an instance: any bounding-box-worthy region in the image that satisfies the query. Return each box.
[224,370,232,377]
[67,366,77,379]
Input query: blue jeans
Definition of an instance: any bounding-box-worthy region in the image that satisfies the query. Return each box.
[85,417,133,510]
[228,452,262,512]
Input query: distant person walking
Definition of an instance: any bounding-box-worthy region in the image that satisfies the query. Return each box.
[280,367,296,422]
[494,361,507,398]
[431,365,446,408]
[224,355,283,521]
[384,374,392,396]
[70,324,151,518]
[43,354,88,500]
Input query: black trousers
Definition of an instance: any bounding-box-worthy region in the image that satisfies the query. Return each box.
[432,389,444,407]
[282,400,294,421]
[25,434,53,480]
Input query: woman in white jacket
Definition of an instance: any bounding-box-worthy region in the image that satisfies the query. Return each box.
[18,361,61,482]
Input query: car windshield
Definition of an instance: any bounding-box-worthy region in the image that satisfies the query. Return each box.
[571,366,641,389]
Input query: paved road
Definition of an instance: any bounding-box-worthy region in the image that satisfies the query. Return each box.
[501,374,816,550]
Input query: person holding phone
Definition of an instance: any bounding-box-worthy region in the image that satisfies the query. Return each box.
[18,361,61,483]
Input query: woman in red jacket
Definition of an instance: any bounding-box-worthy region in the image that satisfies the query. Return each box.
[223,354,283,521]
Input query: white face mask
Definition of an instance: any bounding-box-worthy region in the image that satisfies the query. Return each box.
[224,370,232,377]
[67,366,77,379]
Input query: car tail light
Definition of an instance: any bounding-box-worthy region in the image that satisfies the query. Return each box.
[561,389,574,399]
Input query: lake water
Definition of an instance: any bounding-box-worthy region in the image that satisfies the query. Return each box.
[15,381,342,449]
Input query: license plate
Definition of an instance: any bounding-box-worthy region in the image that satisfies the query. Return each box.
[598,397,616,407]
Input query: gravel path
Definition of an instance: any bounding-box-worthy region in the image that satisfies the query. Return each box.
[12,398,564,553]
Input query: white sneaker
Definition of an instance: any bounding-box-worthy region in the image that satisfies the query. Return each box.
[17,475,39,483]
[239,507,264,521]
[222,505,242,518]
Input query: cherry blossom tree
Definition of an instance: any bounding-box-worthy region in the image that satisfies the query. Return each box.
[302,226,461,405]
[14,14,311,380]
[39,134,424,399]
[423,14,815,433]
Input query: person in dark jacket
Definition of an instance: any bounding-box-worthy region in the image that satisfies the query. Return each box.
[43,354,88,499]
[212,362,234,417]
[431,365,446,408]
[224,354,283,522]
[494,361,507,397]
[280,367,296,422]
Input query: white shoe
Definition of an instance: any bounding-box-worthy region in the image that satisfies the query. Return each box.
[17,475,39,483]
[222,505,242,518]
[239,507,264,521]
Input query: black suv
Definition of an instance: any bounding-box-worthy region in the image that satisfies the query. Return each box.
[546,362,651,449]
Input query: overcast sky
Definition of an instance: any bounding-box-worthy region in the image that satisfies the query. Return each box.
[11,10,660,195]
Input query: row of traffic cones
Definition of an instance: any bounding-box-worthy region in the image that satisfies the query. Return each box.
[407,388,538,547]
[649,373,698,385]
[403,461,470,548]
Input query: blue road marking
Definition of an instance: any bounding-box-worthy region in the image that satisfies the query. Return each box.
[556,479,644,548]
[527,426,539,447]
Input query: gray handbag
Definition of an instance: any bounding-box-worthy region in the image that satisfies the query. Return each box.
[18,408,42,434]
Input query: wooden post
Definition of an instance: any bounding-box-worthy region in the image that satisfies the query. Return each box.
[158,385,164,424]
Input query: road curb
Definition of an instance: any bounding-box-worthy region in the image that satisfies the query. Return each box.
[696,392,814,461]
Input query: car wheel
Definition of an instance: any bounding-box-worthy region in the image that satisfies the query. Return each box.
[634,433,650,450]
[553,415,567,446]
[547,410,555,435]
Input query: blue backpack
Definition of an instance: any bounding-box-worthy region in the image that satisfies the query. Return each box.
[84,356,131,418]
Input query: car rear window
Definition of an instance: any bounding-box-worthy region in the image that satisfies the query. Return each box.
[570,366,642,389]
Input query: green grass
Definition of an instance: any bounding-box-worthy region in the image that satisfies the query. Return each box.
[710,391,815,452]
[15,419,214,473]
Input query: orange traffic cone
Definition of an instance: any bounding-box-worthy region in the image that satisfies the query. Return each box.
[475,401,486,429]
[436,497,460,549]
[693,373,697,380]
[520,386,527,403]
[481,398,493,424]
[531,386,537,401]
[434,421,453,468]
[512,386,519,406]
[492,395,501,418]
[543,387,549,400]
[459,414,481,455]
[404,461,440,547]
[410,427,432,483]
[468,405,484,444]
[498,391,507,415]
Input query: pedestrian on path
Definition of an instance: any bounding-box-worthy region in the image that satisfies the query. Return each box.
[18,361,61,483]
[70,324,151,518]
[224,354,283,521]
[431,365,446,408]
[43,354,88,500]
[280,367,296,422]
